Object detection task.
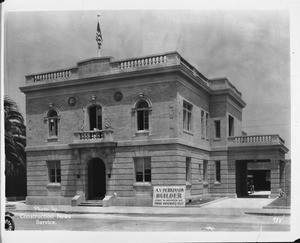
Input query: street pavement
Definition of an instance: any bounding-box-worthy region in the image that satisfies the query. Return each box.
[10,210,290,231]
[4,195,291,231]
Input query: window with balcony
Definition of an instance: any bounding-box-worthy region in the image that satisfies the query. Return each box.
[183,101,192,132]
[48,110,58,137]
[135,157,151,183]
[45,108,60,141]
[89,105,102,130]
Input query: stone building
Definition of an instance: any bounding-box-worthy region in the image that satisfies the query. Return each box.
[20,51,289,206]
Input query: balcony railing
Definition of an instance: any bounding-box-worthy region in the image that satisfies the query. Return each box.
[228,135,285,147]
[73,129,114,144]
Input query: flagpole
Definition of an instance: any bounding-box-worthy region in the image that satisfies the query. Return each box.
[96,13,102,58]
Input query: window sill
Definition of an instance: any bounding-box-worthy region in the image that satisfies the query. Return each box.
[47,183,61,189]
[133,182,151,187]
[183,129,194,136]
[203,181,209,186]
[214,181,221,186]
[47,183,61,196]
[47,137,58,142]
[213,138,221,141]
[135,130,149,136]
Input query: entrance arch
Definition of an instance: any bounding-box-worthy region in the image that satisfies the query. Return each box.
[88,158,106,199]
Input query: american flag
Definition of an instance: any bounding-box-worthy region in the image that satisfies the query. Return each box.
[105,118,111,129]
[96,20,103,49]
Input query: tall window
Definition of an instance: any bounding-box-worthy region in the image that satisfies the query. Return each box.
[186,157,191,182]
[228,115,234,137]
[214,120,221,139]
[205,112,209,139]
[89,105,102,130]
[201,110,205,137]
[136,100,149,131]
[201,111,209,139]
[48,161,61,183]
[203,160,208,182]
[135,157,151,182]
[183,101,192,131]
[48,109,58,137]
[215,161,221,182]
[199,164,202,180]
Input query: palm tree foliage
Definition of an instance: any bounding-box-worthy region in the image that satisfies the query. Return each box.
[4,96,27,197]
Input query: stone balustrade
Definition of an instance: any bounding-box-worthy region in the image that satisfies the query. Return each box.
[24,52,209,88]
[73,129,114,143]
[31,70,71,82]
[228,135,285,146]
[119,55,167,69]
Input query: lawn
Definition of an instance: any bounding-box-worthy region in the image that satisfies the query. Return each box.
[187,197,220,206]
[266,195,291,207]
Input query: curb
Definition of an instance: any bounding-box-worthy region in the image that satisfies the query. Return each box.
[244,211,290,216]
[10,209,239,218]
[263,206,291,210]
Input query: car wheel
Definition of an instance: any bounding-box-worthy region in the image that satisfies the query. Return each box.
[5,217,15,231]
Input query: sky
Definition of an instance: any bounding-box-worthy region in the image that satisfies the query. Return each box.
[3,8,291,157]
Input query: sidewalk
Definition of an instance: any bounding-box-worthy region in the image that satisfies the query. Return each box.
[6,198,290,217]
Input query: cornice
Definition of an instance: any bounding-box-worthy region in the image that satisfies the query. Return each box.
[210,88,246,109]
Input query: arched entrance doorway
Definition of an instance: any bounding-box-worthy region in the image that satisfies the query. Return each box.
[88,158,106,200]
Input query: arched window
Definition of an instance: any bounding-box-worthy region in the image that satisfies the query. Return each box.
[47,109,58,137]
[136,100,149,131]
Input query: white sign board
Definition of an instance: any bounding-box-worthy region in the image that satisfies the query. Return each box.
[153,186,186,207]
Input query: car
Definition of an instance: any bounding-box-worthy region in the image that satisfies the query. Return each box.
[5,212,15,231]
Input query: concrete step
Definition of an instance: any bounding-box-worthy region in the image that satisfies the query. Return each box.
[79,200,103,207]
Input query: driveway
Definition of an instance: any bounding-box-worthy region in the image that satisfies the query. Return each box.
[203,194,274,209]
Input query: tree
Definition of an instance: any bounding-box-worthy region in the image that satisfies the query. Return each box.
[4,96,27,197]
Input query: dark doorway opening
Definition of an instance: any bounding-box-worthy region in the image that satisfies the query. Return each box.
[89,105,102,130]
[88,158,106,200]
[248,170,270,191]
[236,161,248,197]
[236,160,271,198]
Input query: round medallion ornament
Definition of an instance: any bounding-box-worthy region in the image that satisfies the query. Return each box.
[114,92,123,102]
[68,97,76,106]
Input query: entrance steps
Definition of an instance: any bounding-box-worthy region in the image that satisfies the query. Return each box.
[79,200,103,207]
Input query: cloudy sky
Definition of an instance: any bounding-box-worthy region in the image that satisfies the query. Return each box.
[4,9,291,156]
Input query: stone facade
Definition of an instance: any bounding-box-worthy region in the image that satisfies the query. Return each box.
[20,51,289,206]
